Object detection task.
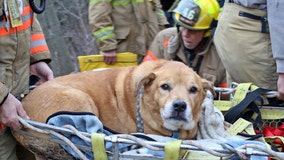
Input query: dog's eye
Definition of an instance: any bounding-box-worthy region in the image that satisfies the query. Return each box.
[161,84,171,91]
[188,86,198,94]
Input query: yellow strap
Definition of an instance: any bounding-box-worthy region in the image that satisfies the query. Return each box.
[265,136,284,152]
[226,118,256,136]
[214,100,232,111]
[91,133,107,160]
[164,140,182,160]
[226,118,276,149]
[214,83,253,111]
[259,107,284,120]
[232,83,253,106]
[183,152,220,160]
[215,83,284,120]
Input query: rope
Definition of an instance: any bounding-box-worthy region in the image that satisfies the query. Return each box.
[18,117,88,160]
[182,140,232,157]
[237,144,284,160]
[49,130,88,160]
[63,124,91,143]
[115,134,161,151]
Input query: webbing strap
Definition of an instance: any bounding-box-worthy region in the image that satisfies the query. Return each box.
[91,133,107,160]
[265,136,284,152]
[232,83,252,106]
[261,108,284,120]
[224,87,270,124]
[164,140,182,160]
[263,124,284,152]
[226,118,255,136]
[214,83,252,111]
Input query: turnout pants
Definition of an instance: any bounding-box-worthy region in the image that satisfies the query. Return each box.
[214,2,278,90]
[0,127,35,160]
[0,128,17,160]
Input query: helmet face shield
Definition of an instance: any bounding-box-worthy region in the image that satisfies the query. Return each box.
[173,1,201,28]
[171,0,220,30]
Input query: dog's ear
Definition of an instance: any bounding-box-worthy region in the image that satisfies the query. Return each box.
[134,72,156,97]
[201,79,216,97]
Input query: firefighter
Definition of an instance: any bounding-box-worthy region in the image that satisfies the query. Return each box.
[144,0,227,87]
[0,0,54,159]
[88,0,169,65]
[214,1,284,100]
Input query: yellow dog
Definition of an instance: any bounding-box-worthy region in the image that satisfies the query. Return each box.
[15,60,213,158]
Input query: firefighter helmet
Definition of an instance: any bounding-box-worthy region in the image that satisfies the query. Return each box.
[171,0,220,30]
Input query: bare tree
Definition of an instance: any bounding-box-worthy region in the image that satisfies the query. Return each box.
[37,0,99,76]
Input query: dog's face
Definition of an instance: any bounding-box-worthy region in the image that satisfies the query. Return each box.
[138,61,212,133]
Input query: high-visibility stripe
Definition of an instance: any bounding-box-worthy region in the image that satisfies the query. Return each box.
[30,46,49,54]
[104,0,143,6]
[143,50,157,61]
[31,33,45,41]
[0,18,33,36]
[155,9,164,16]
[30,33,49,54]
[90,0,111,5]
[133,0,144,4]
[90,0,145,6]
[112,0,131,6]
[94,26,115,42]
[163,38,169,48]
[0,6,33,36]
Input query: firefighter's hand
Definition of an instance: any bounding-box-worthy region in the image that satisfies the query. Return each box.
[277,73,284,100]
[30,62,54,85]
[0,93,30,131]
[102,50,117,65]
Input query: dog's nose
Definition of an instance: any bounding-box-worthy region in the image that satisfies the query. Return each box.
[173,100,187,112]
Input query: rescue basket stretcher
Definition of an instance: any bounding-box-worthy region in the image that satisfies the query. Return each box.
[12,85,284,160]
[13,117,284,160]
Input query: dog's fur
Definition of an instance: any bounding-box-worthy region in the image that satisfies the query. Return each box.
[21,60,213,139]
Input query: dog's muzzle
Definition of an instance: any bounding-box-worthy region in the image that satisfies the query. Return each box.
[170,100,187,121]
